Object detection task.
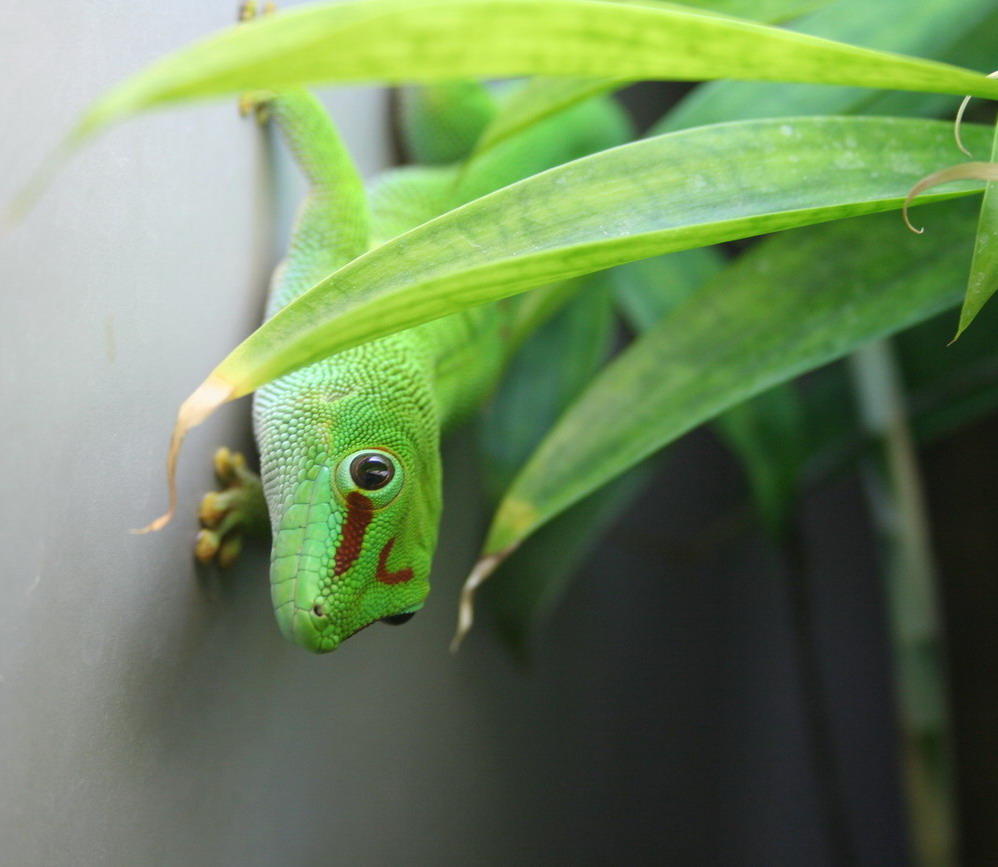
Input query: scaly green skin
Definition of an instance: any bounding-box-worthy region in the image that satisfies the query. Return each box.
[216,83,629,653]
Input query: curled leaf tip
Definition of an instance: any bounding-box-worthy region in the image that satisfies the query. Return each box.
[132,509,175,536]
[902,183,926,233]
[954,96,974,157]
[904,161,998,235]
[902,204,925,234]
[132,374,235,534]
[449,545,518,653]
[954,70,998,158]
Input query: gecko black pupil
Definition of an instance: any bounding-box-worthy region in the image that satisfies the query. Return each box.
[350,453,394,490]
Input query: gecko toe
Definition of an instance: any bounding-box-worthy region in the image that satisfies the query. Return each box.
[195,528,221,564]
[195,448,266,568]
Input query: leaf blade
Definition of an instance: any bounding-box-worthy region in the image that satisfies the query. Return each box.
[481,199,980,558]
[75,0,998,140]
[652,0,998,134]
[215,117,991,398]
[614,248,806,535]
[478,276,623,651]
[955,124,998,339]
[471,0,834,157]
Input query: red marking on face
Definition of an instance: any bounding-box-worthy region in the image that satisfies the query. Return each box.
[334,492,373,575]
[375,537,414,585]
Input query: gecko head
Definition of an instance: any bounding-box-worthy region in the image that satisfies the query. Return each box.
[264,387,441,654]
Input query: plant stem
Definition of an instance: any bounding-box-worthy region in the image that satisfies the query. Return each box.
[848,339,958,867]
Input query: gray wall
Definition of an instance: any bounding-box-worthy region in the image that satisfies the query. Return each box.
[2,3,908,865]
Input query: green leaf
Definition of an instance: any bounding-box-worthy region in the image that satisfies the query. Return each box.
[477,199,979,565]
[613,248,724,330]
[470,79,627,168]
[503,280,588,352]
[17,0,998,221]
[675,0,830,21]
[210,117,991,401]
[955,121,998,340]
[398,81,497,165]
[454,94,632,204]
[736,285,998,497]
[787,292,998,492]
[66,0,998,140]
[159,115,990,534]
[613,248,806,535]
[472,0,830,158]
[859,6,998,121]
[481,276,616,495]
[651,0,998,134]
[369,94,630,239]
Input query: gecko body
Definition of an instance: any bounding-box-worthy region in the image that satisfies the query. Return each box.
[201,83,629,652]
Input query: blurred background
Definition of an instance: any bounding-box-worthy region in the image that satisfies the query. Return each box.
[2,1,996,865]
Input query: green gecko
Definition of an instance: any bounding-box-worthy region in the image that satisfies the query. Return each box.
[196,64,629,653]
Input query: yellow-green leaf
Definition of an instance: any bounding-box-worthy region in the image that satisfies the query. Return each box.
[471,0,832,158]
[478,199,978,568]
[64,0,998,141]
[150,116,990,533]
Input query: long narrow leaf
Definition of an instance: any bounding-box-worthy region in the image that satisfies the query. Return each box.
[481,277,616,495]
[479,277,621,652]
[149,116,990,529]
[65,0,998,140]
[471,0,825,156]
[612,248,723,329]
[216,117,992,399]
[955,121,998,339]
[673,0,830,21]
[652,0,998,134]
[859,7,998,121]
[472,79,623,165]
[614,249,806,534]
[456,200,979,644]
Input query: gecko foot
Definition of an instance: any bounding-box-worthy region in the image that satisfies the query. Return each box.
[196,447,267,568]
[237,1,279,119]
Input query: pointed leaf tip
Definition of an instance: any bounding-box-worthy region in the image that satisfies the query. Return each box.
[5,125,93,225]
[450,545,518,652]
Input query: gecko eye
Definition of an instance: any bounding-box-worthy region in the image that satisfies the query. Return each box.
[381,612,416,625]
[335,449,404,508]
[350,452,395,490]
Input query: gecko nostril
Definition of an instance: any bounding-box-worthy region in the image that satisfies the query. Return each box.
[312,603,326,618]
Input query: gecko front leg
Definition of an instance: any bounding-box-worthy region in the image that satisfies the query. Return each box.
[192,0,274,571]
[195,447,268,568]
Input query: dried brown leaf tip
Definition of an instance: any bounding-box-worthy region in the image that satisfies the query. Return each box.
[903,162,998,234]
[954,70,998,158]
